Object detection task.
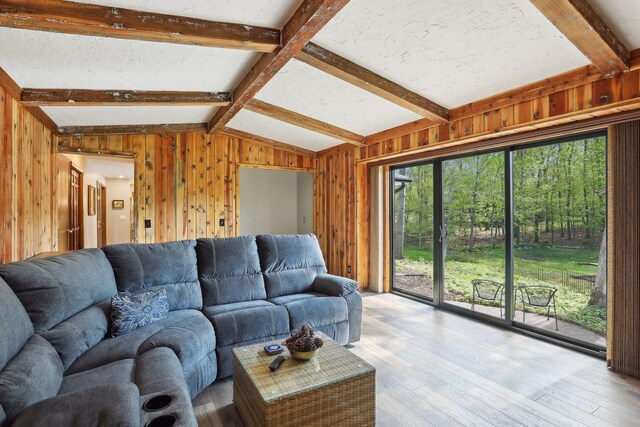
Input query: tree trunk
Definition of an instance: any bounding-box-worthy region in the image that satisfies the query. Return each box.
[589,227,607,308]
[394,170,407,259]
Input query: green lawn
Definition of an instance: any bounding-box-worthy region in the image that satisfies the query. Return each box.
[396,245,605,335]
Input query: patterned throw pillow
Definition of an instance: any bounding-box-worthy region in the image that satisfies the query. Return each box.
[110,289,169,337]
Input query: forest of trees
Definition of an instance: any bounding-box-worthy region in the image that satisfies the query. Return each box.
[396,137,607,254]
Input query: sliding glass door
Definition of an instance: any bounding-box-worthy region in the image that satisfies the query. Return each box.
[390,132,607,351]
[392,164,434,300]
[512,137,607,347]
[442,152,505,319]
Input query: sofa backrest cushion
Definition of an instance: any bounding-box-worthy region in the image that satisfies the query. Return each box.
[0,277,33,372]
[103,240,202,311]
[256,234,328,299]
[0,249,117,333]
[196,237,267,306]
[0,335,63,426]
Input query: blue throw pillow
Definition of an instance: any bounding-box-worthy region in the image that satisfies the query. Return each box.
[110,289,169,337]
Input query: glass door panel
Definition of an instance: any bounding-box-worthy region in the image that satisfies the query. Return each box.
[392,164,434,299]
[442,152,505,318]
[512,137,607,347]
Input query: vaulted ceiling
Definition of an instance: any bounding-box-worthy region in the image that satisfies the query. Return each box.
[1,0,639,152]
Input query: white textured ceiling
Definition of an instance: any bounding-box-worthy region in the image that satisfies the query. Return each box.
[72,0,302,28]
[256,59,422,135]
[312,0,590,107]
[0,0,636,152]
[589,0,640,50]
[0,28,256,91]
[228,109,343,152]
[44,106,217,127]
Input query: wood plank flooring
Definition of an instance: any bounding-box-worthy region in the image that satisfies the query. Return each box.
[193,292,640,426]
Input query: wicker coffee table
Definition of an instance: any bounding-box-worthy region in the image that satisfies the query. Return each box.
[232,333,375,427]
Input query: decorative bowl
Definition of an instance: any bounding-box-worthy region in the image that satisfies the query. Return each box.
[289,349,317,361]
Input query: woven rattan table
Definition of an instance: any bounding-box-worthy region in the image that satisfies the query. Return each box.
[232,333,376,427]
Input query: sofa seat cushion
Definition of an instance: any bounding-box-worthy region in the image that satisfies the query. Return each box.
[268,292,324,306]
[283,295,348,327]
[204,303,289,348]
[103,240,202,311]
[66,309,215,376]
[202,300,274,317]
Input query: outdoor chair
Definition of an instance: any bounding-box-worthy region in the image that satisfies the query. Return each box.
[516,285,558,330]
[471,279,504,318]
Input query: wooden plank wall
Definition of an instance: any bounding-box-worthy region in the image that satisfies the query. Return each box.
[314,145,368,284]
[0,86,56,264]
[608,120,640,377]
[56,131,317,244]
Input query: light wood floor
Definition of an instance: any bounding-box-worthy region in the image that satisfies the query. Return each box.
[193,292,640,426]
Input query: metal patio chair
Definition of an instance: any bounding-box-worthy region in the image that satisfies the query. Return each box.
[516,285,558,330]
[471,279,504,318]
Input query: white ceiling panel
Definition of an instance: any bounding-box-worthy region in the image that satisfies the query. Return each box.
[256,59,422,135]
[228,109,343,152]
[312,0,590,108]
[589,0,640,50]
[0,27,257,91]
[72,0,302,28]
[44,106,217,127]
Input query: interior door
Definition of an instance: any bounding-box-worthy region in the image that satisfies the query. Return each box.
[97,183,107,247]
[56,155,71,252]
[69,166,83,250]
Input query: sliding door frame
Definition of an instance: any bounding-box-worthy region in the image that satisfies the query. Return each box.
[389,130,608,355]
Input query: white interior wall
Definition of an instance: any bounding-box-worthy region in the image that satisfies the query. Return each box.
[105,178,133,245]
[297,172,314,234]
[239,168,314,236]
[63,154,106,249]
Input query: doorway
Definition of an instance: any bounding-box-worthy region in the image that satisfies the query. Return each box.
[57,154,134,249]
[239,168,314,236]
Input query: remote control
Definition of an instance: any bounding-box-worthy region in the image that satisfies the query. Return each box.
[269,355,285,371]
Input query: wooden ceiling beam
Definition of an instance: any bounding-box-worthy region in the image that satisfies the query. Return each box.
[21,89,231,106]
[57,123,208,136]
[296,43,449,123]
[0,0,280,52]
[221,127,317,158]
[245,99,365,146]
[530,0,629,76]
[207,0,350,134]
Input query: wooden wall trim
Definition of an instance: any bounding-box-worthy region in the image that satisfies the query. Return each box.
[0,67,57,133]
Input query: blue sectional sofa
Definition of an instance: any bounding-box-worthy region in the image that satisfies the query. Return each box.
[0,234,362,427]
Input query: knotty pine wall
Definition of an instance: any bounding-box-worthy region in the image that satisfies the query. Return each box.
[56,131,317,243]
[0,86,56,264]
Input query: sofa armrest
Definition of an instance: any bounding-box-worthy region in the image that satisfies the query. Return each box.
[313,273,359,296]
[12,383,141,427]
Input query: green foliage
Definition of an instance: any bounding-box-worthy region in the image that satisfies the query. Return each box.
[396,245,606,335]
